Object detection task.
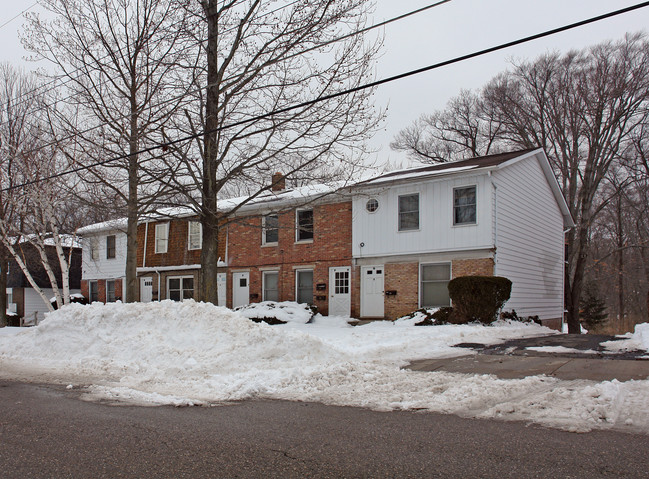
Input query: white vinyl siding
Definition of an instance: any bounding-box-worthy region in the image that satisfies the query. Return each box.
[492,155,565,321]
[352,174,492,258]
[188,221,202,250]
[155,223,169,254]
[81,232,127,281]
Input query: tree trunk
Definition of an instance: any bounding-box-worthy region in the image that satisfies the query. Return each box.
[617,194,624,330]
[200,0,220,305]
[125,95,139,303]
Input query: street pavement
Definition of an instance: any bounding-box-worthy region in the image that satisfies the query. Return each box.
[1,380,649,478]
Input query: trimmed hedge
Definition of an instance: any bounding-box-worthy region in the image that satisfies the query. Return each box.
[447,276,512,324]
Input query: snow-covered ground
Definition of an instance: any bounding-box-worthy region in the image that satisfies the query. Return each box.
[1,300,648,434]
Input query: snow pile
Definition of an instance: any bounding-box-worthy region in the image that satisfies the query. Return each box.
[1,302,648,433]
[235,301,315,324]
[393,308,439,326]
[603,323,649,354]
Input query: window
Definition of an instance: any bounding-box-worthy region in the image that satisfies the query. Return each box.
[168,276,194,301]
[334,270,350,295]
[420,263,451,308]
[263,271,279,302]
[296,209,313,241]
[90,238,99,260]
[106,235,116,259]
[398,194,419,231]
[106,280,116,302]
[89,281,99,302]
[262,215,279,245]
[155,223,169,253]
[454,186,477,225]
[188,221,202,250]
[366,198,379,213]
[296,270,313,304]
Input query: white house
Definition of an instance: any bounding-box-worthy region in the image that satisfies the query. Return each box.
[77,220,127,303]
[351,148,573,328]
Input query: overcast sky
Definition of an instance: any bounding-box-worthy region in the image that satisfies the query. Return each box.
[1,0,648,167]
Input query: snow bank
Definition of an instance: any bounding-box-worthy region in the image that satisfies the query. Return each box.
[235,301,315,324]
[603,323,649,354]
[1,302,648,434]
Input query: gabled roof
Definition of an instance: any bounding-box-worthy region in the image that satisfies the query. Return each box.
[355,149,536,187]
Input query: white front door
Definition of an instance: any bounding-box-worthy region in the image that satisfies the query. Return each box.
[140,277,153,303]
[232,272,250,308]
[329,266,351,317]
[361,265,384,318]
[217,273,227,307]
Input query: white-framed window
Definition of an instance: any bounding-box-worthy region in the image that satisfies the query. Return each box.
[89,281,99,302]
[106,235,116,259]
[155,223,169,253]
[262,214,279,245]
[296,269,313,304]
[90,237,99,260]
[398,193,419,231]
[296,209,314,242]
[420,263,451,308]
[106,280,116,302]
[453,186,477,225]
[167,276,194,301]
[366,198,379,213]
[188,221,202,250]
[263,271,279,302]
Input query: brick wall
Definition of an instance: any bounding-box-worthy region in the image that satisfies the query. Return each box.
[137,218,226,268]
[227,201,354,315]
[452,258,494,278]
[384,263,420,320]
[81,278,123,303]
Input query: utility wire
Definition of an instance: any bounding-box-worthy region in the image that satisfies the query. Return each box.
[4,0,649,192]
[10,0,453,156]
[0,2,37,30]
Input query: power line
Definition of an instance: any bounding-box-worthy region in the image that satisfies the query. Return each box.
[0,2,37,31]
[4,0,649,192]
[11,0,454,157]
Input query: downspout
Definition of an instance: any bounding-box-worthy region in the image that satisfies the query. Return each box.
[142,222,149,268]
[490,171,498,275]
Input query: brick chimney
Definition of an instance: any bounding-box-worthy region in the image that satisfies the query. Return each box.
[271,172,285,191]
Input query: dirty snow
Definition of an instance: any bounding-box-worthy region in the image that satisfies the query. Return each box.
[0,301,648,434]
[603,323,649,354]
[525,346,599,355]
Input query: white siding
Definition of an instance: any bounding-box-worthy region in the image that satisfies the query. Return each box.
[81,231,127,281]
[352,174,493,258]
[492,154,565,321]
[23,288,81,324]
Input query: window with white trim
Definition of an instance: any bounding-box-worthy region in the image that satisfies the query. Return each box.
[453,186,477,225]
[262,215,279,245]
[155,223,169,253]
[296,209,313,241]
[90,238,99,260]
[420,263,451,308]
[167,276,194,301]
[188,221,202,250]
[106,280,116,302]
[398,194,419,231]
[89,281,99,302]
[296,270,313,304]
[106,235,116,259]
[263,271,279,302]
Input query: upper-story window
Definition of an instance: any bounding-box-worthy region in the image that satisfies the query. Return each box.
[398,194,419,231]
[263,214,279,245]
[155,223,169,253]
[106,235,116,259]
[188,221,202,250]
[454,186,477,225]
[296,209,313,242]
[90,238,99,260]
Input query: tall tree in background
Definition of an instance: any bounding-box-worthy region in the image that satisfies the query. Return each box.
[23,0,192,302]
[392,34,649,333]
[152,0,382,304]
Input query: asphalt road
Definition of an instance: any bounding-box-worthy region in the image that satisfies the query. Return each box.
[1,380,648,478]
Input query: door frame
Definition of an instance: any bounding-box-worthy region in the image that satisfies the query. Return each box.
[232,271,250,308]
[360,265,385,318]
[328,266,351,317]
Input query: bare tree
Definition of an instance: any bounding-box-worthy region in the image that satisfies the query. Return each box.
[23,0,193,302]
[149,0,383,303]
[392,34,649,333]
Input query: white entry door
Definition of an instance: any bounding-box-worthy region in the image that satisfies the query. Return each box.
[232,272,250,308]
[140,277,153,302]
[361,265,384,318]
[329,266,351,317]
